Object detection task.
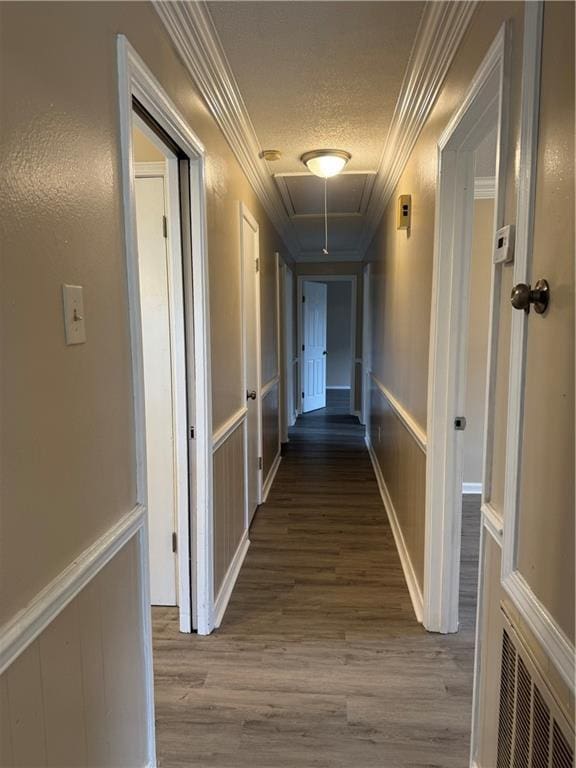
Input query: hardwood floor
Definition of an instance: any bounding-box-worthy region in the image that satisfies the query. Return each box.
[153,395,479,767]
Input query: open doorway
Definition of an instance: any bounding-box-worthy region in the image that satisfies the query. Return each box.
[132,116,188,614]
[297,275,357,416]
[424,25,509,640]
[118,35,214,657]
[459,127,497,633]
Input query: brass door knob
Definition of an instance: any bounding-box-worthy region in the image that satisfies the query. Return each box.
[510,279,549,314]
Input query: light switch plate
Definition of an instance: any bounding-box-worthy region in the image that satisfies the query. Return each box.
[494,224,515,264]
[62,284,86,345]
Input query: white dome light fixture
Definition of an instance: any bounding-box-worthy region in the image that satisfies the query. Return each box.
[301,149,351,178]
[300,149,351,255]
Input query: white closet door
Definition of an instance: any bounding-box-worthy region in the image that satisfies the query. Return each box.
[135,175,178,606]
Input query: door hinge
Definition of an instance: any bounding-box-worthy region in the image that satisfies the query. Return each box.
[302,344,305,352]
[172,532,177,553]
[302,295,306,303]
[189,426,195,439]
[258,456,263,470]
[162,215,168,239]
[454,416,467,431]
[255,257,259,272]
[302,391,305,398]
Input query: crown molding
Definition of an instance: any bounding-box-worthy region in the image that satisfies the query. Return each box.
[155,0,476,262]
[360,0,478,253]
[154,0,300,259]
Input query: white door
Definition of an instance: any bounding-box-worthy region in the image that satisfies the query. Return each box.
[302,281,327,413]
[135,175,178,606]
[242,208,261,523]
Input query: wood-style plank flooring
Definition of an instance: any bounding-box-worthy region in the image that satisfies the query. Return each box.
[153,391,480,767]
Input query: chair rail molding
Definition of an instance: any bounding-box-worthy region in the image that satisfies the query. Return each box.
[0,505,146,675]
[154,0,299,259]
[360,0,478,252]
[371,373,427,453]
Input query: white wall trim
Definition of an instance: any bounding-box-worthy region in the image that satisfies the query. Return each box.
[153,1,299,258]
[326,386,351,391]
[424,22,510,635]
[297,274,358,416]
[504,571,575,693]
[213,531,250,628]
[262,452,282,504]
[474,176,496,199]
[481,502,503,544]
[118,35,214,641]
[500,2,574,694]
[463,482,483,495]
[371,373,427,453]
[0,505,145,676]
[261,374,280,398]
[366,436,423,623]
[360,1,478,252]
[212,406,247,452]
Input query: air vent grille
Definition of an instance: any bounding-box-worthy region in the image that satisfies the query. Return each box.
[497,628,574,768]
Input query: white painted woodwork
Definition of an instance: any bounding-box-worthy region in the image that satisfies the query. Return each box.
[0,540,148,768]
[135,175,178,607]
[424,24,510,636]
[241,207,262,522]
[119,37,214,643]
[302,281,327,413]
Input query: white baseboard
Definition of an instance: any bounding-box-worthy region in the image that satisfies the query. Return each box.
[0,504,145,674]
[326,386,351,391]
[463,482,483,494]
[262,452,281,503]
[213,530,250,628]
[365,436,424,623]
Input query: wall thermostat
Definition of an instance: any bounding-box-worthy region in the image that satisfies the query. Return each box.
[397,194,411,230]
[494,224,515,264]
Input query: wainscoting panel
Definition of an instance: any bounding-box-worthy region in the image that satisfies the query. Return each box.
[213,421,246,596]
[370,381,427,591]
[0,538,148,768]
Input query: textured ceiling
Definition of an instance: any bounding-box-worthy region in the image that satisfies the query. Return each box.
[208,1,425,259]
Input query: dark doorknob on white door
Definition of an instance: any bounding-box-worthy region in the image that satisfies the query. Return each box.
[247,390,257,400]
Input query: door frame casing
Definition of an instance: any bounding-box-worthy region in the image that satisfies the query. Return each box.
[296,274,358,416]
[118,35,214,763]
[361,264,372,427]
[239,202,263,515]
[424,23,510,636]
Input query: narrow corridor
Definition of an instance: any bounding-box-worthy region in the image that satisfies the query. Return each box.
[153,394,476,767]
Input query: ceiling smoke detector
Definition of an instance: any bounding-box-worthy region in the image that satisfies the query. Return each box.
[259,149,282,161]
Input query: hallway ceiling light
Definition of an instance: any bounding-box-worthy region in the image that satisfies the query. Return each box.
[301,149,351,255]
[301,149,351,178]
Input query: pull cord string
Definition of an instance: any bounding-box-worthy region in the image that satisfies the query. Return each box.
[323,177,329,254]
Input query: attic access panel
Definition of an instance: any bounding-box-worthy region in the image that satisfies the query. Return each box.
[275,172,376,218]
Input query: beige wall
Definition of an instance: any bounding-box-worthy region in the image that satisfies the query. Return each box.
[463,198,494,484]
[366,0,525,596]
[1,1,286,762]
